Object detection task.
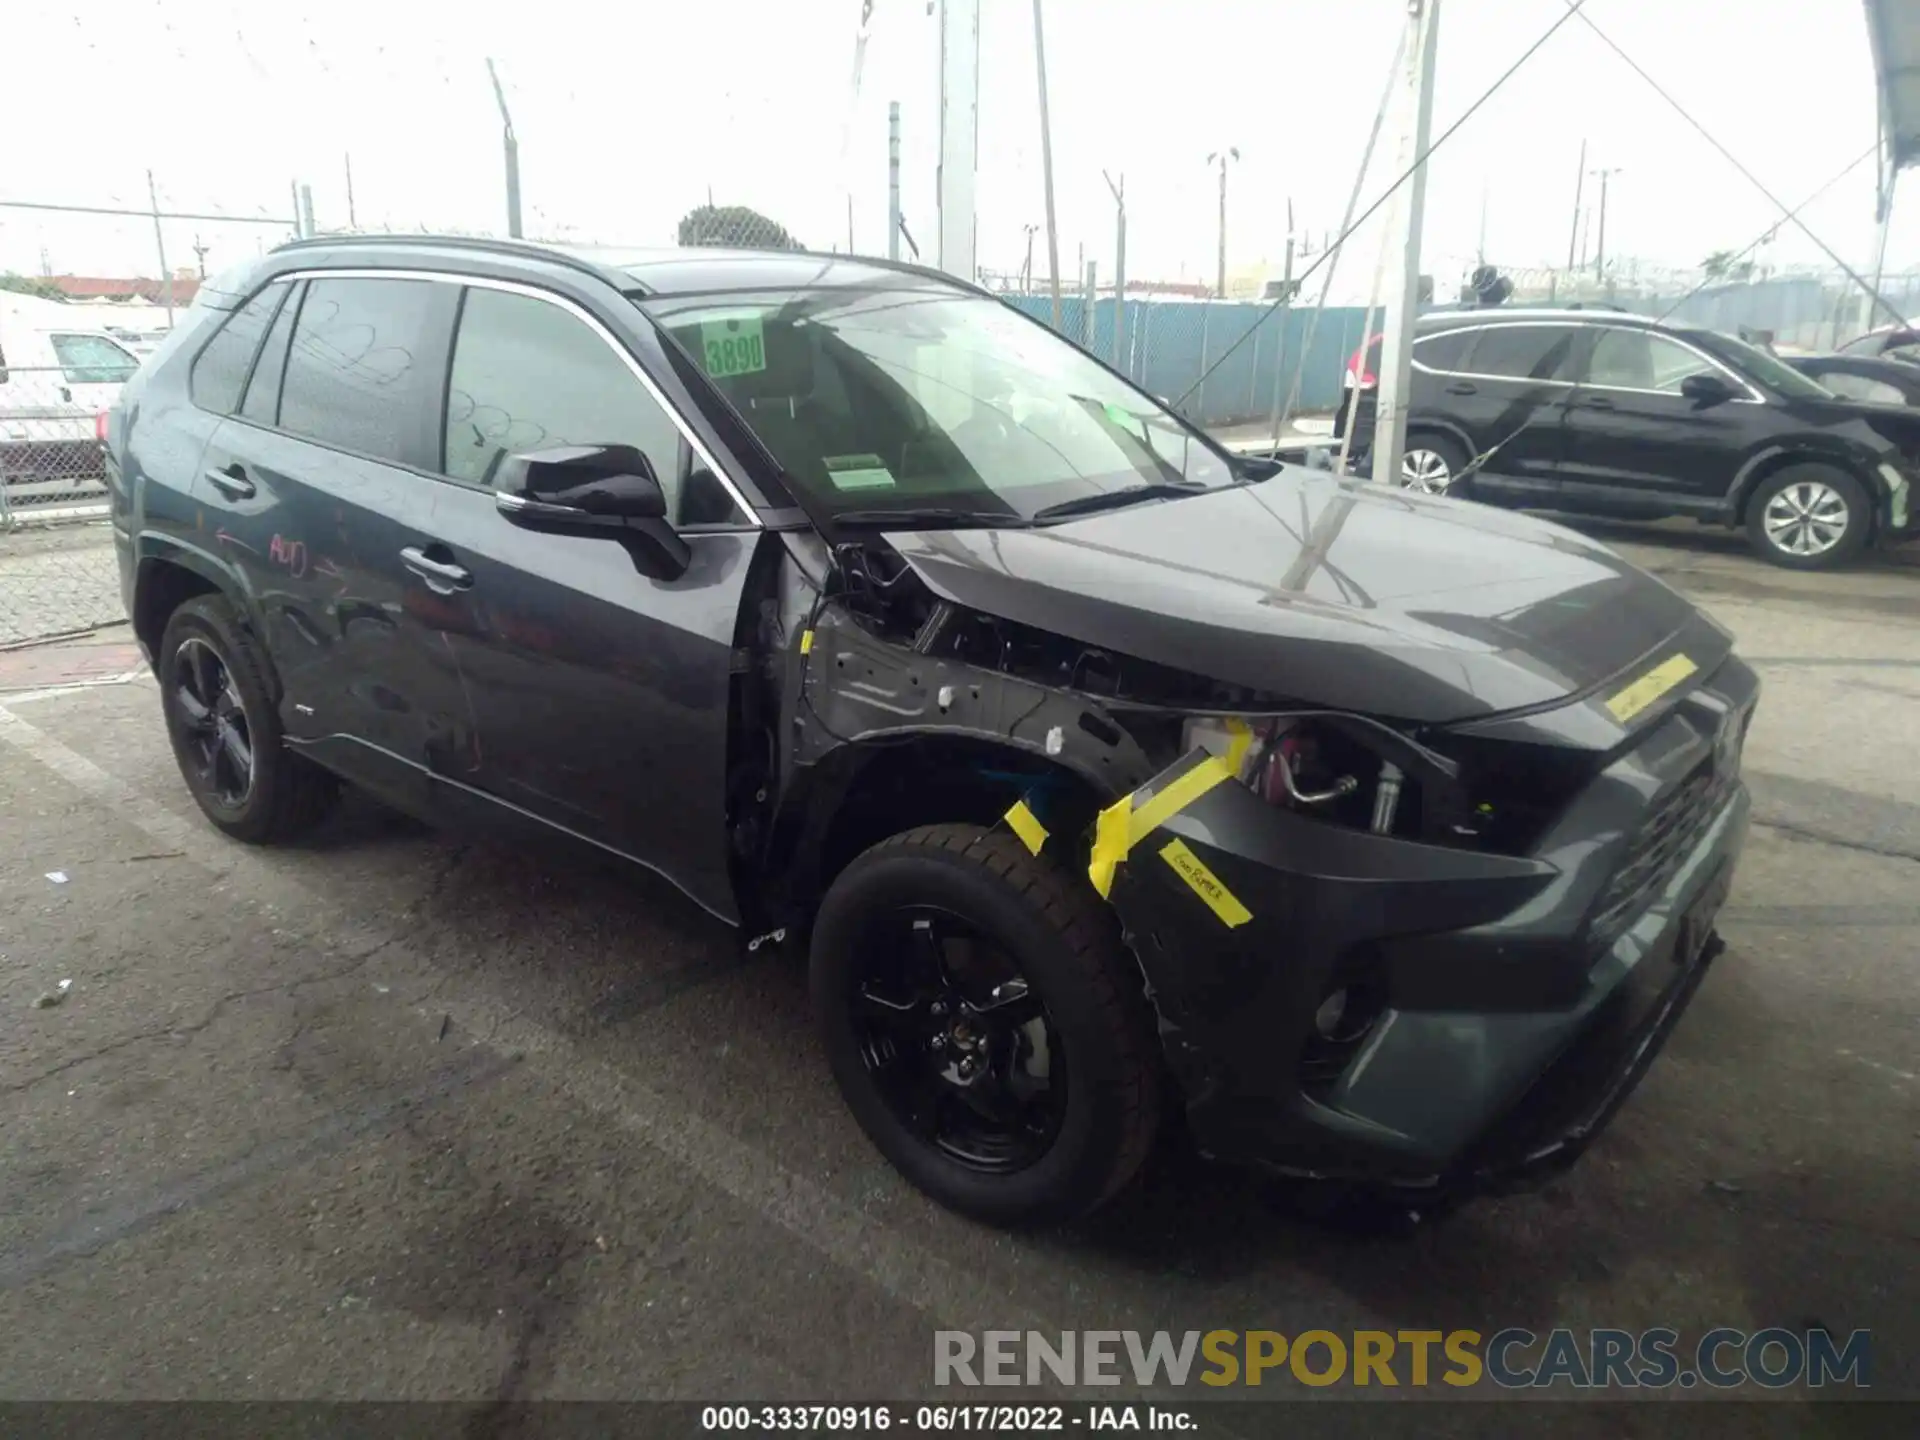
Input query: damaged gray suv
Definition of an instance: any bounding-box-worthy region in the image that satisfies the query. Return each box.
[108,237,1756,1225]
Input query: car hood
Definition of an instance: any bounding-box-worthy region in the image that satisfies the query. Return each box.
[884,471,1713,725]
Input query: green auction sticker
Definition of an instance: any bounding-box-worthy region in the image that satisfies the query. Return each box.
[1103,402,1147,441]
[824,454,897,491]
[700,313,767,378]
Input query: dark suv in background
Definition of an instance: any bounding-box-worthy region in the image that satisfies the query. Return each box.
[1341,308,1920,568]
[107,238,1755,1226]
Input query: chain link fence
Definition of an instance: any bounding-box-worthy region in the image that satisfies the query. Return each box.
[0,365,121,648]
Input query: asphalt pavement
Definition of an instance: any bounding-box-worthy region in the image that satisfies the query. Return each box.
[0,517,1914,1433]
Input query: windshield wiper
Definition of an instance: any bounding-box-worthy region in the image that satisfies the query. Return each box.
[1030,483,1208,524]
[827,507,1034,531]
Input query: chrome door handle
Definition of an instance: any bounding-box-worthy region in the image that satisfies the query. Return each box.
[204,465,255,499]
[399,546,473,593]
[1443,382,1478,396]
[1582,395,1616,410]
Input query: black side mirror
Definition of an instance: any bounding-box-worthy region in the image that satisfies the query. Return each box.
[494,443,690,579]
[1680,373,1737,408]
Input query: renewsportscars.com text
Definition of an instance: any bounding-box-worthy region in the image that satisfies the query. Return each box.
[933,1328,1871,1390]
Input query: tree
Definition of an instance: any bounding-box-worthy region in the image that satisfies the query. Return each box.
[677,204,803,251]
[0,273,66,302]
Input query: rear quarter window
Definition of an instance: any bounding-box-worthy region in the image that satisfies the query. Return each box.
[1413,329,1473,372]
[189,282,289,413]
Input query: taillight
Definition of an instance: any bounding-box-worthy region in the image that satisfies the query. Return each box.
[1345,334,1382,389]
[95,411,110,444]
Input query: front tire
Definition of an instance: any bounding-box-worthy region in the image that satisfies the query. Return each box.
[810,825,1162,1226]
[158,595,338,843]
[1745,464,1871,569]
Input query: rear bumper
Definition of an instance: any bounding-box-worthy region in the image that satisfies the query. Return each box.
[1106,657,1757,1196]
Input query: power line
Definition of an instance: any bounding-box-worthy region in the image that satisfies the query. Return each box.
[1564,1,1909,329]
[1655,144,1877,324]
[1174,0,1591,407]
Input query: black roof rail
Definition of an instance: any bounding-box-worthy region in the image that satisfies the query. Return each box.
[269,232,631,289]
[271,232,1004,302]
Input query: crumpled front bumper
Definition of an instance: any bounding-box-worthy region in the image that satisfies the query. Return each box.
[1102,658,1757,1197]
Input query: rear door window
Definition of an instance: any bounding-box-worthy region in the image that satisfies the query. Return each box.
[1465,325,1580,381]
[277,277,450,466]
[189,282,288,413]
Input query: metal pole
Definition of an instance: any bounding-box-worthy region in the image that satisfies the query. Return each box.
[1591,167,1621,279]
[1216,157,1229,298]
[1370,0,1441,490]
[1197,301,1212,421]
[1033,0,1064,329]
[1083,259,1097,347]
[1278,26,1405,441]
[1566,139,1585,272]
[486,58,523,239]
[1870,169,1897,331]
[345,153,357,230]
[1105,171,1127,367]
[938,0,981,282]
[291,181,304,238]
[299,184,316,239]
[147,170,174,326]
[888,101,902,261]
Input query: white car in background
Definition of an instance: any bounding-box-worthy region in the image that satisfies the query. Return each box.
[1,301,142,494]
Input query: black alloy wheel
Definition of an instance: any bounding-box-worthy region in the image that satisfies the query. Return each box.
[850,904,1067,1173]
[811,824,1162,1226]
[159,594,338,842]
[171,636,255,809]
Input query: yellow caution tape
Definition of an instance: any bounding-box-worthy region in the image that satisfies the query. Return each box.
[1605,653,1695,723]
[1089,750,1238,898]
[1004,800,1049,856]
[799,629,815,655]
[1158,838,1253,928]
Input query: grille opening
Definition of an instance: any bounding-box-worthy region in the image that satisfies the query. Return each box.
[1586,756,1731,951]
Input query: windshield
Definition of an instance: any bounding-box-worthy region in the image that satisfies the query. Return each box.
[1707,332,1833,400]
[49,332,139,386]
[641,286,1233,523]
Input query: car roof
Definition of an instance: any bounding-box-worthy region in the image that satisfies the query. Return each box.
[270,234,969,298]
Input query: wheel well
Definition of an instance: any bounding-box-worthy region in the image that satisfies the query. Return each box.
[1733,453,1876,526]
[781,737,1109,912]
[132,559,218,660]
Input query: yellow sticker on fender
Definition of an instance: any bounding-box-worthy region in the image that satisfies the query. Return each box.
[1605,653,1698,723]
[1157,838,1252,928]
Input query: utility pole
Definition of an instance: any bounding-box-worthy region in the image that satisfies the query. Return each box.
[1032,0,1063,330]
[147,170,174,325]
[1566,138,1586,273]
[1208,147,1239,298]
[1871,169,1899,330]
[1103,170,1127,368]
[1591,166,1622,278]
[486,58,523,239]
[299,184,316,239]
[345,153,357,230]
[192,236,210,279]
[938,0,980,282]
[887,101,902,261]
[1370,0,1442,491]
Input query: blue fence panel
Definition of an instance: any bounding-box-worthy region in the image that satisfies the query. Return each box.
[1006,294,1365,425]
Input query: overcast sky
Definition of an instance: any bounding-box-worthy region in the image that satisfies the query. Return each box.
[3,0,1911,301]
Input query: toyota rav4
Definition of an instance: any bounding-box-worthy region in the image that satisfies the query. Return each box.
[108,238,1755,1225]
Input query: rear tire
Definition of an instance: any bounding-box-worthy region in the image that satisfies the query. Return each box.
[1401,432,1473,497]
[1744,464,1871,569]
[158,595,338,843]
[810,824,1162,1226]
